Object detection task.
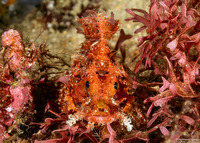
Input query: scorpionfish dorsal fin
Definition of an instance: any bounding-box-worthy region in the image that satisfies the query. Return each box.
[78,11,119,41]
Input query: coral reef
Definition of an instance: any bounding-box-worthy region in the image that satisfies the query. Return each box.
[0,0,200,143]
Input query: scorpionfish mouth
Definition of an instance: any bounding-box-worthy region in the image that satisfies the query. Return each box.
[86,115,116,124]
[84,99,119,124]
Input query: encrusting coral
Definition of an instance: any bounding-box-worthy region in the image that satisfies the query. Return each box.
[0,29,36,142]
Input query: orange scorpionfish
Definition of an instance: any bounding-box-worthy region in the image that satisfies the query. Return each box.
[58,11,146,133]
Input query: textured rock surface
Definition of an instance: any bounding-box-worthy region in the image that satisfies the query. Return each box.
[0,0,149,77]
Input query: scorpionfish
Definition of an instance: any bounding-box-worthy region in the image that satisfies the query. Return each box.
[58,11,146,132]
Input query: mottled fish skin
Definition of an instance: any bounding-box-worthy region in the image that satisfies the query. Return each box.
[58,11,142,131]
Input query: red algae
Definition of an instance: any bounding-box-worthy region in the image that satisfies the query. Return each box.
[127,0,200,142]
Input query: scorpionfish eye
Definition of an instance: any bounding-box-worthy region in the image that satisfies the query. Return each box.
[114,81,119,90]
[85,80,90,88]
